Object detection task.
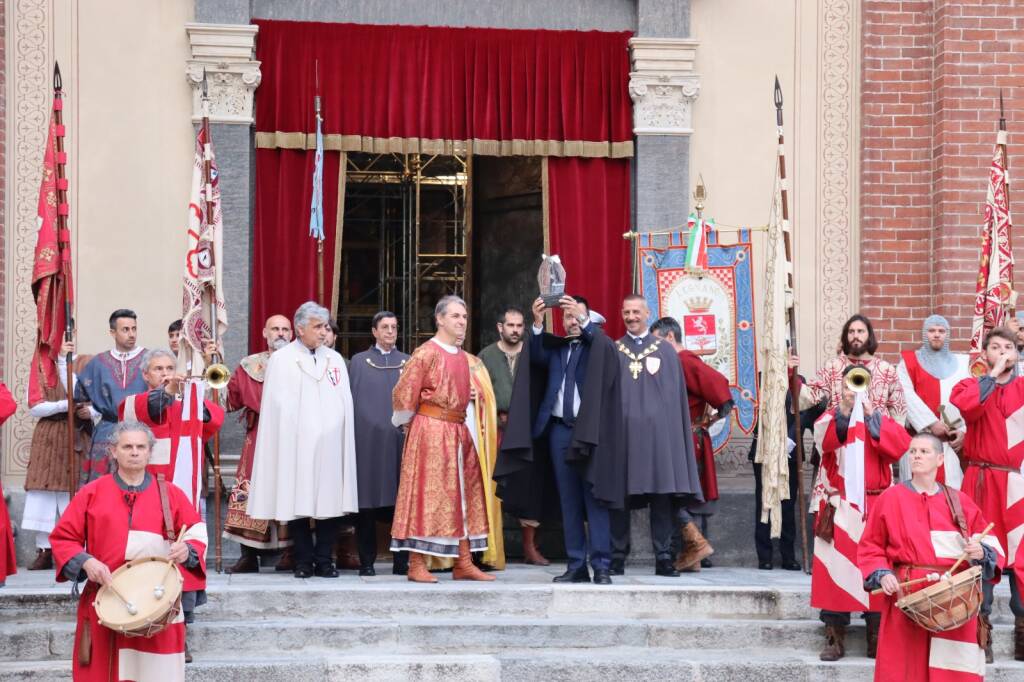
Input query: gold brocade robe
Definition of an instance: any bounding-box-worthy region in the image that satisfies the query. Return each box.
[390,340,489,557]
[428,354,506,570]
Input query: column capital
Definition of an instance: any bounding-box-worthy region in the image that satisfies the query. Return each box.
[628,37,701,136]
[185,22,261,124]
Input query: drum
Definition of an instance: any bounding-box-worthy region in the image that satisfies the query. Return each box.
[93,557,183,638]
[895,565,982,633]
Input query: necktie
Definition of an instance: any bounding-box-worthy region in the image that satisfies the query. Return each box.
[562,341,581,422]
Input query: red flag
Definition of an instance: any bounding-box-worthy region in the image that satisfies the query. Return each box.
[29,99,72,405]
[968,130,1014,376]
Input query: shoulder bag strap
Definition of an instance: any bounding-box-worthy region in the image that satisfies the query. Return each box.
[941,483,969,540]
[156,473,175,541]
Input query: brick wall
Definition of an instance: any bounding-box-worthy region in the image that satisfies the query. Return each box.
[861,0,1024,354]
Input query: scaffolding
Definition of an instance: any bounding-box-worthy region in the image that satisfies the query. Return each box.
[338,152,472,355]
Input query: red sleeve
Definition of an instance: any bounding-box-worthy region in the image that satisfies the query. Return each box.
[950,377,986,422]
[0,383,15,424]
[169,484,207,585]
[817,412,843,453]
[226,371,262,413]
[680,352,732,408]
[48,484,92,583]
[857,488,894,579]
[202,400,225,441]
[875,415,912,462]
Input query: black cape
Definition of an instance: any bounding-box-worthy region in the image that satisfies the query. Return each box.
[493,333,562,522]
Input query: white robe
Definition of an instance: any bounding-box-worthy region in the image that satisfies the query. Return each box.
[247,339,358,521]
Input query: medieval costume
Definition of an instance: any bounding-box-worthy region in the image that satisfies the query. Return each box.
[674,350,733,571]
[49,472,207,681]
[859,481,1002,680]
[248,339,358,576]
[575,328,703,576]
[118,388,224,511]
[223,351,292,569]
[0,382,17,585]
[800,353,907,426]
[22,354,92,570]
[811,401,911,660]
[480,340,551,565]
[348,344,409,575]
[897,315,969,487]
[73,348,148,485]
[950,373,1024,659]
[390,338,493,583]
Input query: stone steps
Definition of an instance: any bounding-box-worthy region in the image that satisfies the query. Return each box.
[2,650,1024,682]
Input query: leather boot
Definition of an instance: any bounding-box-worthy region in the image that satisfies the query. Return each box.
[226,546,259,574]
[275,547,296,572]
[865,613,880,659]
[28,548,53,571]
[521,525,549,566]
[1015,616,1024,661]
[674,522,714,571]
[334,527,361,570]
[979,614,994,664]
[406,552,437,584]
[453,540,496,581]
[819,625,846,662]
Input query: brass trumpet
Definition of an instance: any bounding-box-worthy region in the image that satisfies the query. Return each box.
[204,362,231,390]
[844,366,871,393]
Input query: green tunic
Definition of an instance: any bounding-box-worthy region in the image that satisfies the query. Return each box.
[478,342,520,413]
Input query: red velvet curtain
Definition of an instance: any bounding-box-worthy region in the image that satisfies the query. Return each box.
[253,20,633,157]
[250,148,341,350]
[547,157,631,340]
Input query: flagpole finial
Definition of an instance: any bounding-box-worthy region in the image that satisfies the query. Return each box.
[693,174,707,216]
[1000,89,1006,132]
[53,62,62,91]
[774,76,784,127]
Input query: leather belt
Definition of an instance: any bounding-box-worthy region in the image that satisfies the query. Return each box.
[416,404,466,424]
[964,460,1021,505]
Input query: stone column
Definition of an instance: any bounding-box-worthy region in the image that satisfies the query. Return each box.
[626,11,700,565]
[185,23,260,458]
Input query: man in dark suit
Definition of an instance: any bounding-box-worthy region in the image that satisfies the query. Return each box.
[528,294,612,585]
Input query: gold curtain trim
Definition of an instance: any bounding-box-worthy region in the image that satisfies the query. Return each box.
[330,152,347,323]
[255,131,633,159]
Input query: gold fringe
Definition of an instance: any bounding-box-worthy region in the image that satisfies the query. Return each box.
[255,131,633,159]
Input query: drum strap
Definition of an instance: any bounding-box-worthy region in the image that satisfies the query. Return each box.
[941,483,969,541]
[156,474,175,541]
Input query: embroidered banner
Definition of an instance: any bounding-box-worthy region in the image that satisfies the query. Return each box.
[636,229,758,452]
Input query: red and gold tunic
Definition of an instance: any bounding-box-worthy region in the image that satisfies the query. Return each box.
[0,382,16,584]
[390,339,489,557]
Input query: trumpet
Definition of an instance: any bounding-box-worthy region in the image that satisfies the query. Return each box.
[203,362,231,390]
[844,366,871,393]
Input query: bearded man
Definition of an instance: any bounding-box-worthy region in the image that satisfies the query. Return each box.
[896,314,969,487]
[223,314,295,573]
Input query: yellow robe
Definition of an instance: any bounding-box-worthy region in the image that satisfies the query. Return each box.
[428,354,505,570]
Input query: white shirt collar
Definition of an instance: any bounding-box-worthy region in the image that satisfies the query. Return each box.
[375,344,393,355]
[430,337,458,354]
[627,329,650,342]
[111,346,144,361]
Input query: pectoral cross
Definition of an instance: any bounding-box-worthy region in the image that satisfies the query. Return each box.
[629,359,643,380]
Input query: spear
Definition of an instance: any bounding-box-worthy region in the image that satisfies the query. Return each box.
[200,70,225,572]
[775,77,810,573]
[53,63,77,495]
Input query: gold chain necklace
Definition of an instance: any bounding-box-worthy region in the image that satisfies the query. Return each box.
[616,340,661,380]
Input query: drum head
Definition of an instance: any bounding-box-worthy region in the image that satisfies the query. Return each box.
[94,557,184,633]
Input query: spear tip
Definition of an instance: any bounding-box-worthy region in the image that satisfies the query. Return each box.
[53,62,62,91]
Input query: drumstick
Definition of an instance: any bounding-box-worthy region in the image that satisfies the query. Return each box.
[870,573,941,596]
[104,582,139,615]
[946,522,995,577]
[154,528,188,600]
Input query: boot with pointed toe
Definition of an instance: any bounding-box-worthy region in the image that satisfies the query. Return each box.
[453,540,495,581]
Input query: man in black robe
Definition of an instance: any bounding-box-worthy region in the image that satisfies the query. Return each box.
[348,311,410,576]
[601,294,703,577]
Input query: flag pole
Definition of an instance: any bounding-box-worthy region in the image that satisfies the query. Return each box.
[200,70,224,573]
[314,61,325,306]
[775,77,809,574]
[53,62,77,496]
[1000,90,1014,316]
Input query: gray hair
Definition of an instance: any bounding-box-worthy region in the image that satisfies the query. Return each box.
[434,295,467,319]
[141,348,176,372]
[111,420,156,450]
[294,301,330,330]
